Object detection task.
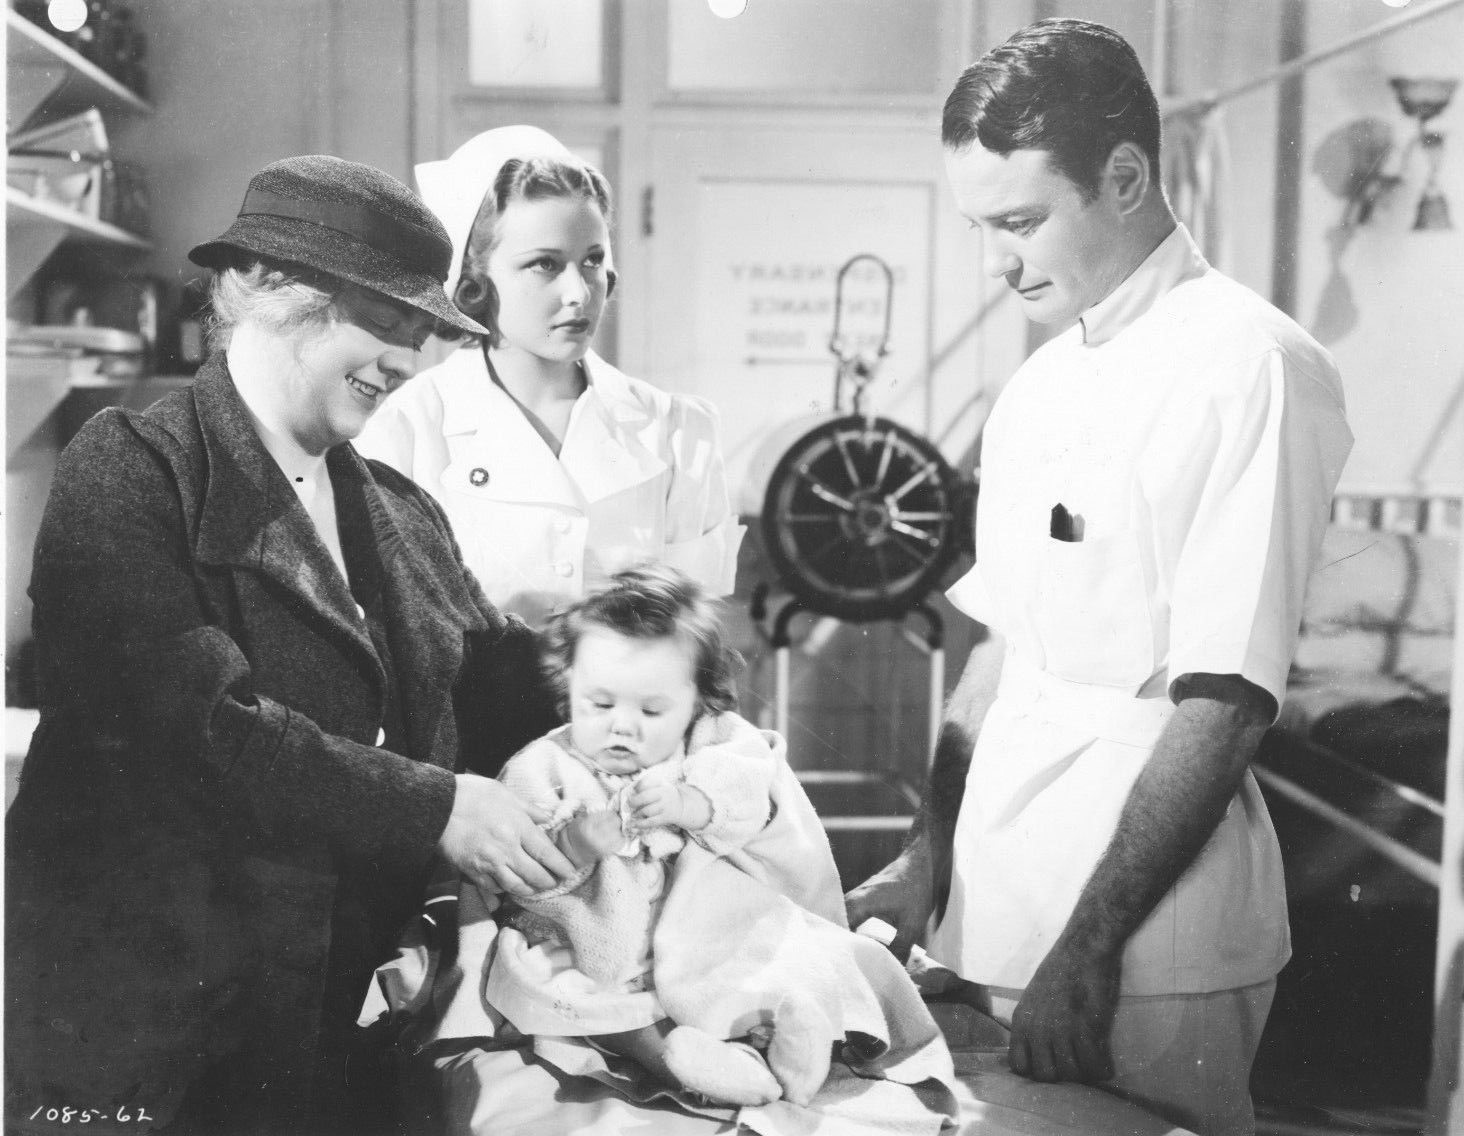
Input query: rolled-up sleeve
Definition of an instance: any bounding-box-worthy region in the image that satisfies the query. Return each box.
[1163,349,1352,711]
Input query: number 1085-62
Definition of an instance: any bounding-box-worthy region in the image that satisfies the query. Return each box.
[27,1105,154,1125]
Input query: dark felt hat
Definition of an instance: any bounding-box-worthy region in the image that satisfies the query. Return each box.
[188,154,487,337]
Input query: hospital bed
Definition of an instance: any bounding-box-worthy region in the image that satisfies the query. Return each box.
[1250,498,1457,1131]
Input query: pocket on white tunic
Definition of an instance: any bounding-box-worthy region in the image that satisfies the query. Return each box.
[1033,530,1154,687]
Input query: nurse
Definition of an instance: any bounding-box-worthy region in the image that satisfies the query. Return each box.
[357,126,744,625]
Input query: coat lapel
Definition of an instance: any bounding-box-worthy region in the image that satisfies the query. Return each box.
[438,358,582,507]
[343,442,479,766]
[190,358,384,688]
[438,350,669,507]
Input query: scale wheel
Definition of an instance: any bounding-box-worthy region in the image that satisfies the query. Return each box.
[760,415,962,622]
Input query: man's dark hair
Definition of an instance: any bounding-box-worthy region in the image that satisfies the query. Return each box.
[941,18,1162,201]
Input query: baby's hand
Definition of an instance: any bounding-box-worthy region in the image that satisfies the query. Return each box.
[628,781,710,832]
[558,809,626,868]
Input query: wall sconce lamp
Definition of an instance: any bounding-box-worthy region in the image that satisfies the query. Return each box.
[1390,77,1456,230]
[1345,77,1456,230]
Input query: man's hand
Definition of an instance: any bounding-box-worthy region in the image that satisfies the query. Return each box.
[438,773,579,897]
[846,634,997,961]
[627,781,710,832]
[1008,937,1121,1083]
[1003,673,1273,1085]
[558,809,626,868]
[843,838,935,962]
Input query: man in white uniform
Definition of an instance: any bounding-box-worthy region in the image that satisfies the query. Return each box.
[846,19,1352,1136]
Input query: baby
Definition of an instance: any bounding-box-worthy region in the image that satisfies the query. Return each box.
[486,565,834,1106]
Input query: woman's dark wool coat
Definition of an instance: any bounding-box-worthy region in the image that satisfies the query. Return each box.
[4,356,558,1132]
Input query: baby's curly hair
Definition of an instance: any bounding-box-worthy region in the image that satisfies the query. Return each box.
[543,565,742,720]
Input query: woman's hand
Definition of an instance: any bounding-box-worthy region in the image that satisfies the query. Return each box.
[558,809,626,868]
[438,774,579,897]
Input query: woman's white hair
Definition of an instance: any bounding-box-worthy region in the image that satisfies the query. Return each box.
[204,263,337,351]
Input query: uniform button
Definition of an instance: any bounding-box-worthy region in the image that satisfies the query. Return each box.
[555,560,575,577]
[355,604,366,620]
[376,728,386,746]
[469,467,490,487]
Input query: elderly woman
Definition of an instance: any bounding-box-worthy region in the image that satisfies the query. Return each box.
[4,155,578,1135]
[356,125,743,627]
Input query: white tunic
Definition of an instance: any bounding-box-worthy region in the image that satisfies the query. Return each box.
[357,348,745,624]
[929,225,1353,996]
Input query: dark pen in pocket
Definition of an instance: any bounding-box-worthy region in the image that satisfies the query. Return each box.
[1050,503,1084,542]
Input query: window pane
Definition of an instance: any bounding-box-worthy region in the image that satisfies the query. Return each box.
[468,0,603,89]
[667,0,938,94]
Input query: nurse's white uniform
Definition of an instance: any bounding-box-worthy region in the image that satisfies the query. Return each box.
[357,347,744,624]
[929,225,1352,1134]
[355,123,744,623]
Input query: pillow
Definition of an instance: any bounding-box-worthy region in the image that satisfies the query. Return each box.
[1302,528,1457,637]
[1291,527,1458,699]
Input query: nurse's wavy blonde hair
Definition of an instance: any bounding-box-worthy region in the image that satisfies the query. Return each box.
[455,155,617,347]
[542,565,741,723]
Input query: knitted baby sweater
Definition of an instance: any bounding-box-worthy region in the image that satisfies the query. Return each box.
[498,713,777,987]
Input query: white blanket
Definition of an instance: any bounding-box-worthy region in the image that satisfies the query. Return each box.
[364,722,960,1133]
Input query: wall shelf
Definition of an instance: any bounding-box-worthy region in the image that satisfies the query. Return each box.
[6,360,186,463]
[6,186,151,298]
[6,352,79,460]
[6,8,152,126]
[6,185,150,246]
[7,8,155,300]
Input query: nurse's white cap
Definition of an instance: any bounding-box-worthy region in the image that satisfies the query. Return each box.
[414,125,575,299]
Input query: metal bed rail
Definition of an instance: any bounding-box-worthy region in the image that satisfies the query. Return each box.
[1255,736,1443,889]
